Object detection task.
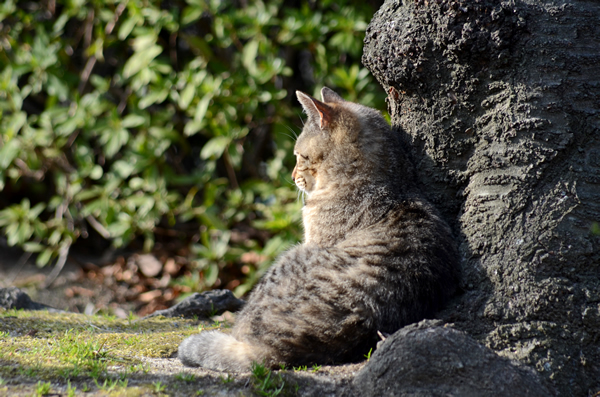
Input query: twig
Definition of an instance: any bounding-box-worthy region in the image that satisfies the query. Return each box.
[1,251,32,288]
[78,56,97,94]
[77,3,125,95]
[42,242,71,289]
[105,3,126,35]
[222,149,239,190]
[85,215,111,239]
[13,158,45,181]
[170,32,178,71]
[16,251,33,268]
[117,86,131,115]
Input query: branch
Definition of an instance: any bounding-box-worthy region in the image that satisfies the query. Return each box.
[85,215,111,239]
[42,242,71,289]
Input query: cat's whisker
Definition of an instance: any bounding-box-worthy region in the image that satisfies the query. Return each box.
[279,130,297,142]
[297,113,305,126]
[283,125,299,140]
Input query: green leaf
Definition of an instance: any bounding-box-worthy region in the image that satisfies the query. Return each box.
[242,39,259,71]
[74,187,103,202]
[0,139,21,169]
[184,95,211,136]
[102,128,129,158]
[48,229,62,246]
[118,16,140,40]
[181,6,203,25]
[204,263,219,287]
[112,160,135,179]
[138,89,169,109]
[47,73,69,101]
[36,248,54,266]
[123,43,163,78]
[121,114,146,128]
[179,84,196,110]
[23,242,44,253]
[7,111,27,137]
[200,136,230,160]
[106,221,131,238]
[90,165,104,180]
[29,202,46,219]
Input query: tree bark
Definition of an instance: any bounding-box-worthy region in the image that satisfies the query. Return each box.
[362,1,600,395]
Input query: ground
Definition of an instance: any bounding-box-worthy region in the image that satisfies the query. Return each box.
[0,245,364,396]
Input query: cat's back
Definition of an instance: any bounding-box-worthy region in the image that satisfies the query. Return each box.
[333,191,459,331]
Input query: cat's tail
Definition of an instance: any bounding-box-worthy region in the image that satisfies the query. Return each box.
[178,331,262,372]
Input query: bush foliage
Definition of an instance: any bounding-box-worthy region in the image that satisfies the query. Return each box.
[0,0,384,295]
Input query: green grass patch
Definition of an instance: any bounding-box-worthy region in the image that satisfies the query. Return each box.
[251,362,285,397]
[0,308,210,383]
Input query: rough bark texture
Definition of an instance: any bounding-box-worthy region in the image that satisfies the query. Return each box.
[362,1,600,396]
[352,320,552,396]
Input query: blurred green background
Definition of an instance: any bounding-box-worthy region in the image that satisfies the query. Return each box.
[0,0,385,297]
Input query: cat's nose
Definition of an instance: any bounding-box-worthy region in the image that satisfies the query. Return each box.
[292,166,297,182]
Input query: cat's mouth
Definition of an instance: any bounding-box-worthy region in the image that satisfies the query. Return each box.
[292,166,308,192]
[294,178,307,192]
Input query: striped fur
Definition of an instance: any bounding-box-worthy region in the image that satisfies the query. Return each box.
[178,87,459,372]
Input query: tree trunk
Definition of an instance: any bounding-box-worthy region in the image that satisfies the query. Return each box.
[362,1,600,395]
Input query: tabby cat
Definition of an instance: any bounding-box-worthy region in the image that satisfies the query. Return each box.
[178,87,459,371]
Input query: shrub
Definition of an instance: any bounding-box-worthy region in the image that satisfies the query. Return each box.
[0,0,384,294]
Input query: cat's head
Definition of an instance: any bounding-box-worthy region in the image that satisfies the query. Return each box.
[293,87,401,195]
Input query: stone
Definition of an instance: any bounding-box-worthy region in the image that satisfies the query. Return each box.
[0,287,64,313]
[351,320,554,397]
[142,289,245,319]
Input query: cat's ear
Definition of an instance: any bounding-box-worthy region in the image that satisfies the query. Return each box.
[321,87,344,103]
[296,91,333,130]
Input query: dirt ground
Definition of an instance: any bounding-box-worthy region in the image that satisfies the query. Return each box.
[0,245,130,317]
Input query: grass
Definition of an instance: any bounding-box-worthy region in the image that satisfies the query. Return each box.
[175,372,195,382]
[66,380,76,397]
[0,307,221,395]
[251,362,285,397]
[94,377,128,392]
[34,381,51,396]
[0,315,181,381]
[220,374,235,384]
[153,380,166,392]
[0,308,326,396]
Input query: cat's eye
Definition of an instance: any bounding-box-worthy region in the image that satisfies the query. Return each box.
[293,151,308,161]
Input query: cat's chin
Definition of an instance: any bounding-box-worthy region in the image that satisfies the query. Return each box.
[300,188,313,196]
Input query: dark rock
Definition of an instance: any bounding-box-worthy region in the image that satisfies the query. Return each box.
[0,287,65,313]
[351,320,554,397]
[142,289,245,319]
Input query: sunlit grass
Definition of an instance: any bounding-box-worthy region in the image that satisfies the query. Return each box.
[0,308,213,383]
